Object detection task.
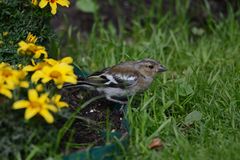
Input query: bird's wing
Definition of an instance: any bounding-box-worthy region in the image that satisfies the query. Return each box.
[85,71,138,88]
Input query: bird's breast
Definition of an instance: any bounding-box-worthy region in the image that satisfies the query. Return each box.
[134,77,153,92]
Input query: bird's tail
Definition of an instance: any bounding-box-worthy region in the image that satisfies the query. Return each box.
[63,77,96,90]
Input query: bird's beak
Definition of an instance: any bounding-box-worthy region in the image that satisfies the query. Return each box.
[158,65,167,72]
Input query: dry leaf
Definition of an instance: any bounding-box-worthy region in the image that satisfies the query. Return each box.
[148,138,164,150]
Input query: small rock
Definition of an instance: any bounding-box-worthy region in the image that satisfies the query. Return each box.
[90,109,96,113]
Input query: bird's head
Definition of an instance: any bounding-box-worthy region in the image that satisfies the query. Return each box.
[135,58,167,78]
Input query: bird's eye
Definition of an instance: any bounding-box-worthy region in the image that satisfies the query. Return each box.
[148,65,154,69]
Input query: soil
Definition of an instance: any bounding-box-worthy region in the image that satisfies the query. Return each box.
[57,88,128,153]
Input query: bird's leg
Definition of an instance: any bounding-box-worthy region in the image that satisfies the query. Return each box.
[106,96,128,104]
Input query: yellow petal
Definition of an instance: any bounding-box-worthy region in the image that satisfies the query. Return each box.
[44,58,58,66]
[18,41,26,46]
[0,88,13,99]
[31,59,36,65]
[17,41,29,54]
[31,71,44,83]
[58,102,68,108]
[65,76,77,84]
[3,32,8,36]
[53,94,61,102]
[50,2,57,15]
[39,93,49,103]
[33,52,41,59]
[42,50,48,58]
[39,0,48,8]
[34,50,48,59]
[28,89,38,101]
[52,94,68,108]
[25,107,39,120]
[17,70,27,79]
[57,0,70,7]
[36,84,43,92]
[39,109,54,123]
[4,81,15,90]
[26,32,38,43]
[41,77,52,83]
[13,100,29,109]
[61,57,73,64]
[56,84,63,89]
[20,81,29,88]
[32,0,38,6]
[45,104,58,112]
[53,78,63,85]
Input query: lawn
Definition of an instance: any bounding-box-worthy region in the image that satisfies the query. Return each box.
[1,0,240,159]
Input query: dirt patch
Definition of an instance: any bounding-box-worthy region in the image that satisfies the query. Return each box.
[57,88,128,153]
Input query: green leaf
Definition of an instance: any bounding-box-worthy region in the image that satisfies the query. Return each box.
[184,110,202,125]
[76,0,98,13]
[179,82,194,96]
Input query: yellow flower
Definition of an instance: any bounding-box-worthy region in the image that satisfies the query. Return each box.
[17,70,29,88]
[18,64,23,69]
[26,32,38,44]
[0,62,12,69]
[39,0,70,15]
[36,84,44,92]
[32,63,77,89]
[0,81,13,99]
[0,62,29,90]
[32,0,38,5]
[13,89,57,123]
[23,59,49,72]
[18,41,48,59]
[24,57,76,88]
[51,94,68,108]
[23,59,51,83]
[0,41,3,46]
[3,32,8,36]
[0,63,20,89]
[23,57,73,73]
[0,62,28,99]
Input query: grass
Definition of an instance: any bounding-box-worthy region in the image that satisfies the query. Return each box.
[1,1,240,159]
[54,5,240,159]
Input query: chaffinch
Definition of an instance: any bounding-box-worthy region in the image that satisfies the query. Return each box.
[64,58,167,104]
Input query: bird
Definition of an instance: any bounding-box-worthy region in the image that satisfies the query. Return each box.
[64,58,167,104]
